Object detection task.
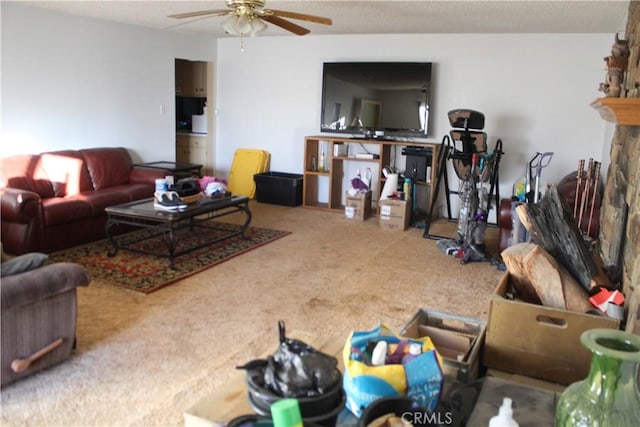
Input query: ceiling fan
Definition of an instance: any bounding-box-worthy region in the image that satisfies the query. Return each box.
[167,0,333,37]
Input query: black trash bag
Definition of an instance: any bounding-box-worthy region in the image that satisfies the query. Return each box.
[261,321,340,398]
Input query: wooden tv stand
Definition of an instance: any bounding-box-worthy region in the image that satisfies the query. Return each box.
[302,136,440,218]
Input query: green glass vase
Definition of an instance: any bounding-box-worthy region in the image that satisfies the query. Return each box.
[556,328,640,427]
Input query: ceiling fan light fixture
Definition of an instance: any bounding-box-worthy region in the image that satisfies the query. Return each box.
[222,2,267,37]
[249,17,267,36]
[223,14,250,36]
[236,14,252,35]
[169,0,332,41]
[222,14,239,35]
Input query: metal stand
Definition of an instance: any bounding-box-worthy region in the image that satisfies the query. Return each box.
[423,136,503,240]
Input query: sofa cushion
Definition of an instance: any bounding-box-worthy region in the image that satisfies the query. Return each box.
[40,151,93,197]
[81,148,132,191]
[73,190,130,216]
[0,154,55,198]
[42,198,93,227]
[5,177,55,198]
[0,252,48,277]
[109,183,154,201]
[0,154,35,189]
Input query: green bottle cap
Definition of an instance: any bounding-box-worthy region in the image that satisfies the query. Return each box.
[270,398,303,427]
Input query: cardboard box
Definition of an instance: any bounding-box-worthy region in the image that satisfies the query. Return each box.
[401,309,486,384]
[379,199,410,230]
[483,273,620,385]
[345,190,372,221]
[486,369,566,393]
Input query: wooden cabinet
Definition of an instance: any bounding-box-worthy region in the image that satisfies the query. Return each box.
[189,62,207,97]
[175,59,207,97]
[189,136,208,167]
[176,134,208,170]
[176,134,189,164]
[302,136,439,218]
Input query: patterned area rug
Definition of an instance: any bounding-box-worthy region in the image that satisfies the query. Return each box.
[48,221,290,294]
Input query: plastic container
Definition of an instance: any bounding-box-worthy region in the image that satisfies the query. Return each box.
[227,149,270,198]
[155,178,168,192]
[227,414,264,427]
[254,172,304,206]
[318,152,326,172]
[248,389,346,427]
[245,367,343,418]
[489,397,519,427]
[227,415,323,427]
[271,399,303,427]
[403,178,411,199]
[402,343,422,365]
[371,341,388,366]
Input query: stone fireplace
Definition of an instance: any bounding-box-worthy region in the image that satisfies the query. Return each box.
[598,2,640,333]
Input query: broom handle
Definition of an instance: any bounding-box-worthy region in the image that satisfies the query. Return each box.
[578,158,593,230]
[587,161,601,237]
[574,159,585,218]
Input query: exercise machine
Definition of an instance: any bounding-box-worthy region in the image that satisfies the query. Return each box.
[423,109,504,263]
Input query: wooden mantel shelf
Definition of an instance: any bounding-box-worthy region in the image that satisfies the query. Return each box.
[591,97,640,126]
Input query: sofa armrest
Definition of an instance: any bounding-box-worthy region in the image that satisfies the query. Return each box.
[1,188,45,254]
[129,167,167,186]
[1,262,90,310]
[1,188,42,222]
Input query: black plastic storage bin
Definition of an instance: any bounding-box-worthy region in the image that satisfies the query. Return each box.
[254,172,303,206]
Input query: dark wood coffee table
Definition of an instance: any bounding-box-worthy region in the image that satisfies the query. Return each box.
[105,195,251,268]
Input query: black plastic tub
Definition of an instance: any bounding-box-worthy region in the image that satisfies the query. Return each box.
[248,389,346,427]
[245,367,343,418]
[254,172,303,207]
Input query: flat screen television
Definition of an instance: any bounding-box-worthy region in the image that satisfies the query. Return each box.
[320,62,432,138]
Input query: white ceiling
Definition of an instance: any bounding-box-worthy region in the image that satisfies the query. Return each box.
[19,0,630,38]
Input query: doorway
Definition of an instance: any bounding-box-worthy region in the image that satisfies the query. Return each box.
[174,58,214,176]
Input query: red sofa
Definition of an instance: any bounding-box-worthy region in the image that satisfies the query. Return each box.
[0,147,166,255]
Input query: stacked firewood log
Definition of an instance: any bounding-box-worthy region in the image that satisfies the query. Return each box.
[502,242,592,313]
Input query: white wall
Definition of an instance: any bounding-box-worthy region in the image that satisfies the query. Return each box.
[216,33,613,209]
[1,3,216,162]
[2,2,614,207]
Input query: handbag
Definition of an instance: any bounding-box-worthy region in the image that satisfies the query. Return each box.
[342,323,444,417]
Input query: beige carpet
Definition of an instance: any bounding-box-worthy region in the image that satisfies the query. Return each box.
[0,202,504,426]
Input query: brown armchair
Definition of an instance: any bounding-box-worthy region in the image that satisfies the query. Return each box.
[1,262,90,387]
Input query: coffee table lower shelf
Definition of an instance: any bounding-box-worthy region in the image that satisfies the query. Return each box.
[105,196,251,268]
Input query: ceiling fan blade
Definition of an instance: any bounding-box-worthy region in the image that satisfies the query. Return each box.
[168,9,230,19]
[262,15,310,36]
[266,10,332,26]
